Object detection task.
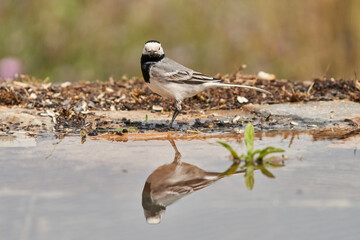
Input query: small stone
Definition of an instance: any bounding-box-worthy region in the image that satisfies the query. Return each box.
[106,87,114,93]
[237,96,248,104]
[232,115,241,123]
[257,71,276,80]
[42,83,52,89]
[26,103,34,109]
[290,121,299,126]
[61,82,71,88]
[152,105,163,112]
[87,101,95,108]
[29,93,37,100]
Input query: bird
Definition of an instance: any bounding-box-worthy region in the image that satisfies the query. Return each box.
[142,139,245,224]
[140,40,271,128]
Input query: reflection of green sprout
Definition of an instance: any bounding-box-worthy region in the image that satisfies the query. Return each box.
[80,130,87,144]
[218,123,285,190]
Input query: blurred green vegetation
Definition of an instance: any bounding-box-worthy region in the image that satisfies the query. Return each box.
[0,0,359,82]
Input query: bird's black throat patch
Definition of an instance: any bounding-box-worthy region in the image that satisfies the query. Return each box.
[141,54,165,83]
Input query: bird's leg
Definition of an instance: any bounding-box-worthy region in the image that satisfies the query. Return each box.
[169,110,179,128]
[168,138,182,164]
[169,100,182,128]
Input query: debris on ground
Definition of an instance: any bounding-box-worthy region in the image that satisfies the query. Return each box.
[1,73,359,111]
[0,73,359,135]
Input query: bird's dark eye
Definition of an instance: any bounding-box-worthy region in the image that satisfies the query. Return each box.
[158,47,160,51]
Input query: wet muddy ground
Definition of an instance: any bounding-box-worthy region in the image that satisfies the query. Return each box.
[1,99,359,142]
[1,73,359,139]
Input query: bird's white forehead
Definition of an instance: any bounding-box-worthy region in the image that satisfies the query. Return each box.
[144,42,162,51]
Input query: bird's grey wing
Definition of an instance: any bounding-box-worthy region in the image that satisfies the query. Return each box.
[151,57,221,84]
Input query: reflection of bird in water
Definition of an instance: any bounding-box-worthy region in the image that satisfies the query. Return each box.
[142,139,244,224]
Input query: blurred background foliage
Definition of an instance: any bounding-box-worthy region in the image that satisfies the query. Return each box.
[0,0,359,82]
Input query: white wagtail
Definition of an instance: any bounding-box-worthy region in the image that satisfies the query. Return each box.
[141,40,271,127]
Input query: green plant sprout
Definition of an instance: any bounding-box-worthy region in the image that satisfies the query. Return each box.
[218,123,285,190]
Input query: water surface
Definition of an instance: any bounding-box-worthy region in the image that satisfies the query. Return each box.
[0,133,359,240]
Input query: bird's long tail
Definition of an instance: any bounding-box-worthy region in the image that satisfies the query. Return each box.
[209,82,271,94]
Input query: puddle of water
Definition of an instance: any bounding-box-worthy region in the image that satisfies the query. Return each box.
[0,133,37,148]
[0,133,359,240]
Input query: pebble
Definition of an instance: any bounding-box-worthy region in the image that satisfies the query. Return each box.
[152,105,163,112]
[29,93,37,100]
[232,115,242,123]
[106,87,114,93]
[61,82,72,88]
[257,71,276,80]
[290,121,299,126]
[237,96,249,104]
[42,83,52,89]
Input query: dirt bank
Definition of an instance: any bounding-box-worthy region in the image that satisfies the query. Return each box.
[0,73,359,138]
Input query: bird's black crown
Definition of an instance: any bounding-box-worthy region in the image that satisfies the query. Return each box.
[145,40,161,44]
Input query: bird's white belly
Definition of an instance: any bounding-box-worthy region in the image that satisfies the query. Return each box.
[146,80,206,101]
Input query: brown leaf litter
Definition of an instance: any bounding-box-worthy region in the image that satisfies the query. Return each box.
[0,73,359,135]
